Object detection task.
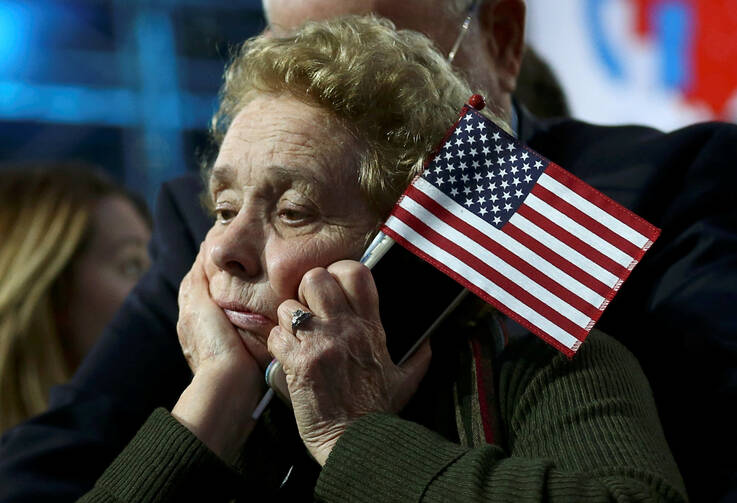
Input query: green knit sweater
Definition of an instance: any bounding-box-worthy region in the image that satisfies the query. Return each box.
[78,331,687,502]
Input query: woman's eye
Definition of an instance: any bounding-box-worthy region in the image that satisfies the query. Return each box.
[278,206,312,225]
[215,208,237,223]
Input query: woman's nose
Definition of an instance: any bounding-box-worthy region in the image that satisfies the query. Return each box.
[208,218,262,279]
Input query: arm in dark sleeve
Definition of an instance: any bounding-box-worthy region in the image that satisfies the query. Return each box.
[76,409,243,503]
[0,174,210,503]
[595,123,737,501]
[315,331,687,502]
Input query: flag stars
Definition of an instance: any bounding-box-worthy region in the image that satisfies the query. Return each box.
[522,163,530,172]
[479,207,488,216]
[509,155,517,163]
[534,160,543,169]
[463,187,472,195]
[479,134,488,143]
[448,175,457,184]
[496,157,506,166]
[473,172,482,181]
[488,182,497,192]
[502,192,511,200]
[469,148,478,157]
[482,146,491,155]
[465,198,474,207]
[494,145,503,154]
[455,137,464,147]
[472,160,480,169]
[521,152,529,161]
[457,150,466,158]
[524,174,532,183]
[465,123,474,133]
[500,179,509,189]
[512,177,521,186]
[510,165,519,175]
[493,216,502,225]
[477,121,486,131]
[475,185,485,193]
[506,143,515,152]
[450,188,459,196]
[477,196,486,205]
[444,151,453,161]
[492,131,501,141]
[467,136,476,144]
[514,189,524,198]
[504,203,512,211]
[498,168,507,177]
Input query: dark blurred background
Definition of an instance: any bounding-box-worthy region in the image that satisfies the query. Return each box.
[0,0,265,205]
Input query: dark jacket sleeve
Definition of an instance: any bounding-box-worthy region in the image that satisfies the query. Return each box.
[0,174,210,503]
[315,332,688,502]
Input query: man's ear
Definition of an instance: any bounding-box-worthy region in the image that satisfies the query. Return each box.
[478,0,526,94]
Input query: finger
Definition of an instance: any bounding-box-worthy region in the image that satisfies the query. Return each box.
[325,260,380,320]
[297,267,351,317]
[267,325,299,368]
[277,299,314,340]
[393,340,432,412]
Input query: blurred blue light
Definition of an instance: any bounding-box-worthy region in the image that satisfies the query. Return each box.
[0,1,32,75]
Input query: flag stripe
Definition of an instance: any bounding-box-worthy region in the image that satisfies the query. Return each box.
[542,164,658,245]
[395,199,601,323]
[404,183,607,310]
[390,208,592,337]
[501,222,614,298]
[530,183,643,258]
[511,208,627,282]
[523,194,635,267]
[382,216,583,352]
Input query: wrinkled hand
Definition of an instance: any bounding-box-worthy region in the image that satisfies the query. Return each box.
[172,244,264,463]
[267,260,432,466]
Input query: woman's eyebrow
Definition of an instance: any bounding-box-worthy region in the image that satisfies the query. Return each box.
[270,165,324,189]
[209,165,236,190]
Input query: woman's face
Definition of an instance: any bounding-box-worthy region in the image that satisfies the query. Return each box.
[63,195,151,369]
[204,94,378,368]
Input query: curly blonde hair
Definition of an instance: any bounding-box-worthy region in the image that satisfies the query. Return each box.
[209,15,507,216]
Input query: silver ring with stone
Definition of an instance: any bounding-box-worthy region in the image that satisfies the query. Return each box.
[291,309,313,333]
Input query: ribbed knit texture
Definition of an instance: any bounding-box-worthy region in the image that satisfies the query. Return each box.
[77,408,242,503]
[76,331,688,502]
[315,331,688,502]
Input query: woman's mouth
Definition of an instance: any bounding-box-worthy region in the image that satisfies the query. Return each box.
[221,307,273,331]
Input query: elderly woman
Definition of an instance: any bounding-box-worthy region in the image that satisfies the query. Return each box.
[78,16,686,502]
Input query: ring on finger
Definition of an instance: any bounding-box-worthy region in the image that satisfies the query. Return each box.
[291,308,313,333]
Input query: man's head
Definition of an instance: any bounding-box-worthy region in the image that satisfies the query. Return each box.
[263,0,526,121]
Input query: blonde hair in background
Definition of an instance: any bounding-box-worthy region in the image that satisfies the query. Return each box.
[0,166,146,433]
[209,15,508,217]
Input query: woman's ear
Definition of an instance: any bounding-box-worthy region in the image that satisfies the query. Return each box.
[478,0,526,94]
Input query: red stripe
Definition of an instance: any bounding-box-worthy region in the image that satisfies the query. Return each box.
[402,187,603,318]
[391,206,589,341]
[500,223,613,299]
[381,223,579,358]
[545,163,661,240]
[531,184,642,258]
[516,204,629,278]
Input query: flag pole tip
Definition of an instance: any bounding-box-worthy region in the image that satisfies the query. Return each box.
[468,94,486,110]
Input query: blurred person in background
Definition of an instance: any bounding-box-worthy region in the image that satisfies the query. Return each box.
[0,165,151,433]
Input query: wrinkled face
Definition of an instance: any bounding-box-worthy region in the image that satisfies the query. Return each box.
[204,94,378,367]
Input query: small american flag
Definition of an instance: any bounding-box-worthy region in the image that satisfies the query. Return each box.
[381,104,660,356]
